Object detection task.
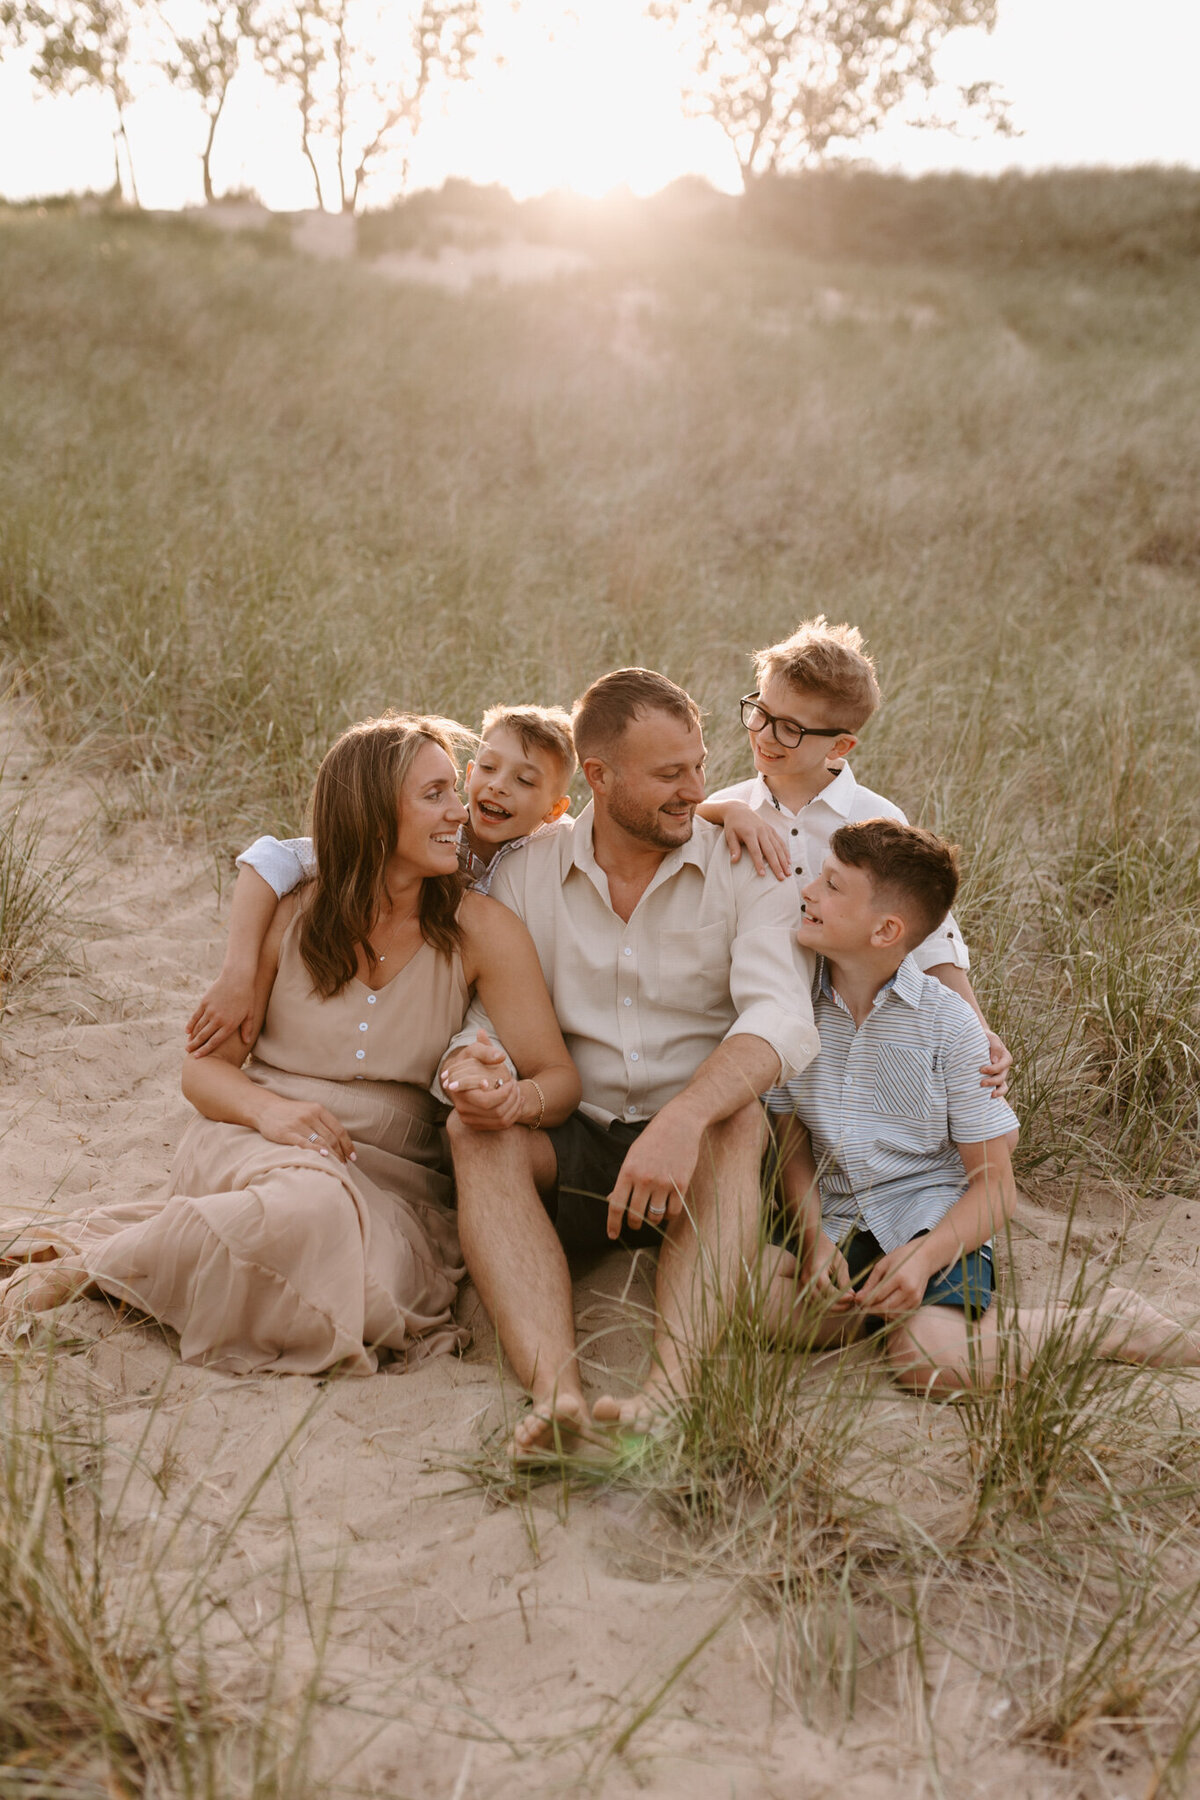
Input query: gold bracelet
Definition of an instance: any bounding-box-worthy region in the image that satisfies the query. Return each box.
[525,1078,546,1131]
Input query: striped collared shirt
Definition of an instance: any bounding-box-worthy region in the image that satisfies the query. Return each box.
[768,955,1018,1253]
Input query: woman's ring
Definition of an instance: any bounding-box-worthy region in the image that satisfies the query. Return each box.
[308,1132,320,1142]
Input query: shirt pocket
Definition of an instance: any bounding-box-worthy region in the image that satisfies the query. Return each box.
[652,923,730,1016]
[870,1044,937,1123]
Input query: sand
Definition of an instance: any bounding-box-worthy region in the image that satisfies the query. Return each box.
[3,695,1200,1799]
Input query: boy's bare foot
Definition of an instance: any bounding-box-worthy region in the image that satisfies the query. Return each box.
[510,1391,594,1461]
[1098,1286,1200,1368]
[0,1258,90,1321]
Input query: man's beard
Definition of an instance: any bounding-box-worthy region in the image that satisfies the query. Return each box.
[607,781,695,850]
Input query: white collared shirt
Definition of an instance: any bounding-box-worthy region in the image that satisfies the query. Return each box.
[447,804,820,1127]
[770,955,1018,1253]
[705,765,970,974]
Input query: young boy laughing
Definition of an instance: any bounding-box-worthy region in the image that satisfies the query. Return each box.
[771,819,1200,1392]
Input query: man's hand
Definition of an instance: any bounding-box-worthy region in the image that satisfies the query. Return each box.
[721,803,790,881]
[187,970,257,1057]
[852,1238,937,1321]
[441,1030,522,1131]
[801,1230,855,1308]
[605,1103,703,1239]
[256,1093,356,1164]
[980,1030,1013,1098]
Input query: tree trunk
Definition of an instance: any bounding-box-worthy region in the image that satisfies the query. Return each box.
[115,105,140,207]
[301,129,326,211]
[201,100,225,205]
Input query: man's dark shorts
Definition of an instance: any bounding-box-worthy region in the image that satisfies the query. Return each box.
[542,1110,665,1254]
[771,1214,993,1331]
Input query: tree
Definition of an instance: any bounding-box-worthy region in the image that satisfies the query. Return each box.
[160,0,260,203]
[22,0,143,202]
[263,0,480,213]
[652,0,1007,190]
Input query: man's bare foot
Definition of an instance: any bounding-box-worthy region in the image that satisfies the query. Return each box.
[1098,1286,1200,1368]
[0,1259,89,1320]
[592,1376,681,1436]
[511,1390,595,1461]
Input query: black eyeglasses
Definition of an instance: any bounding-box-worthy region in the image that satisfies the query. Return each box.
[739,694,850,750]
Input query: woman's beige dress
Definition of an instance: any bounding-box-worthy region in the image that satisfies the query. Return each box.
[10,919,469,1375]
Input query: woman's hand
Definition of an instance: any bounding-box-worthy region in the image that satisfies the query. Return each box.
[187,970,257,1057]
[441,1030,524,1130]
[255,1093,357,1164]
[721,804,790,880]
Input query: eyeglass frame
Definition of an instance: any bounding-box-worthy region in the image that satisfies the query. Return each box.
[739,693,852,750]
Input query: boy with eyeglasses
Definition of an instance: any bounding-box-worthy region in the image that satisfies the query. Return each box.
[698,616,1011,1093]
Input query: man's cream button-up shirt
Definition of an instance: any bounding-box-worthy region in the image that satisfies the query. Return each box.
[456,804,819,1127]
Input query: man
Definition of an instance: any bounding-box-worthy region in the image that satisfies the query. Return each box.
[440,668,818,1453]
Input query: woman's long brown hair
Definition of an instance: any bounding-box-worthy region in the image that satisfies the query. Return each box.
[298,713,475,998]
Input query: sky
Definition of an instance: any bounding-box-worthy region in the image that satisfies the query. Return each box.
[0,0,1197,209]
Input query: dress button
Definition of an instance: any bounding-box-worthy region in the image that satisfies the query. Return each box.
[627,1105,637,1116]
[367,993,377,1004]
[623,996,632,1007]
[359,1021,368,1031]
[355,1049,366,1060]
[630,1050,639,1062]
[623,946,632,956]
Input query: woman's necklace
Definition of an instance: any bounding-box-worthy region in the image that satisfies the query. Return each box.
[371,904,419,964]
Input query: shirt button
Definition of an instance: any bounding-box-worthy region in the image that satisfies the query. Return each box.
[630,1050,639,1062]
[791,828,798,836]
[794,867,802,875]
[627,1105,637,1116]
[623,996,632,1007]
[355,1049,366,1060]
[367,993,377,1004]
[845,1075,853,1087]
[623,946,632,956]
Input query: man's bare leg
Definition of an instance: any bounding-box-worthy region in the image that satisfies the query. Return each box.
[593,1100,768,1431]
[447,1113,591,1457]
[886,1285,1200,1398]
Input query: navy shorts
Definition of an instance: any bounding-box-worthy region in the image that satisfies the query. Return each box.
[542,1111,666,1254]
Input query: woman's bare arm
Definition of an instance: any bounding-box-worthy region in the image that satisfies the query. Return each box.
[455,894,580,1130]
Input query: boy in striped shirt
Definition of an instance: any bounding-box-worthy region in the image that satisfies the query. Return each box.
[771,819,1199,1391]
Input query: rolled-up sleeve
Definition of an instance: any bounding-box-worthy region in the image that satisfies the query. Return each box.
[723,870,820,1083]
[911,908,970,973]
[235,835,316,898]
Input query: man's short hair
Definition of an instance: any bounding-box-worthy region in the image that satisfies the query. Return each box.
[480,703,576,787]
[572,668,701,764]
[831,818,959,946]
[754,615,881,730]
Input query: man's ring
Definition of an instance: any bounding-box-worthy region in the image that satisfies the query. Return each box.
[308,1132,320,1142]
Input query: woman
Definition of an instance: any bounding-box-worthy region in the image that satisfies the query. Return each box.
[0,714,579,1375]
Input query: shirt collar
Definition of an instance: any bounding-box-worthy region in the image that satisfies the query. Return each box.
[810,762,858,817]
[815,952,924,1011]
[569,801,707,891]
[754,762,858,820]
